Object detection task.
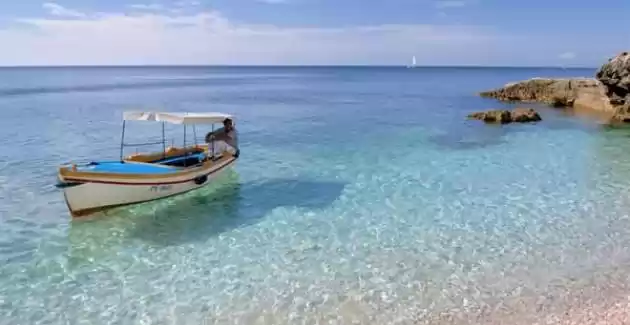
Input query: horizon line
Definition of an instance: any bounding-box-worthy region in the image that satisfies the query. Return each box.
[0,64,598,69]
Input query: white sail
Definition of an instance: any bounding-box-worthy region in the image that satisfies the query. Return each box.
[408,55,417,68]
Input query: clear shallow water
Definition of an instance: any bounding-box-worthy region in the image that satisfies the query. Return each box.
[2,66,630,324]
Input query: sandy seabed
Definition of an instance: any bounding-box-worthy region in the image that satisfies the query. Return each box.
[414,275,630,325]
[203,268,630,325]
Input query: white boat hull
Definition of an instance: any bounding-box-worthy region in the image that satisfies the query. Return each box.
[61,157,236,217]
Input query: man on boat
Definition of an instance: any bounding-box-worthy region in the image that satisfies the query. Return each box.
[205,118,240,158]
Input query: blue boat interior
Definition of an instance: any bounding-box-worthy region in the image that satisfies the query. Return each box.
[151,152,206,167]
[76,152,207,174]
[76,161,178,174]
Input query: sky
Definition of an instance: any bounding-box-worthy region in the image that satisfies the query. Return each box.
[0,0,628,66]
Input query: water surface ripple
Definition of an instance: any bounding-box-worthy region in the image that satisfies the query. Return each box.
[2,66,630,324]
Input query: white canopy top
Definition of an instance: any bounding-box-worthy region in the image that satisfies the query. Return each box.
[123,112,234,125]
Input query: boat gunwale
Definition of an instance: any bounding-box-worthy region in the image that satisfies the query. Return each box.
[65,156,237,217]
[58,154,235,181]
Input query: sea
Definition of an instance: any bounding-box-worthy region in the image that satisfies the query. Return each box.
[2,66,630,324]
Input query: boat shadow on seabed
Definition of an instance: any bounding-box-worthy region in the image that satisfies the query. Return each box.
[66,170,346,262]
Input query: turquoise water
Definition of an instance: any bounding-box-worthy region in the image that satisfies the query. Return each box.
[3,66,630,324]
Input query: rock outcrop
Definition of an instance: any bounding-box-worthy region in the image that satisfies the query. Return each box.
[479,51,630,124]
[479,78,600,107]
[596,52,630,105]
[467,108,542,124]
[511,108,543,122]
[596,52,630,122]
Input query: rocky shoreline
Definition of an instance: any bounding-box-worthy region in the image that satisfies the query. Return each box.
[477,52,630,124]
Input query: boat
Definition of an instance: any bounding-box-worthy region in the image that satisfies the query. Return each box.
[56,111,239,218]
[407,55,417,68]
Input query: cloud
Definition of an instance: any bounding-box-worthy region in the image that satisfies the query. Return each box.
[434,1,468,9]
[0,8,498,66]
[42,2,86,18]
[256,0,289,3]
[174,1,201,6]
[129,2,203,15]
[559,51,576,60]
[129,4,166,11]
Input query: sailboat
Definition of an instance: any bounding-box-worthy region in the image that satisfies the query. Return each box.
[407,56,417,68]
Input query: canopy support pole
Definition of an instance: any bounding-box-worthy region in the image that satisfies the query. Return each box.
[193,125,198,146]
[184,125,187,149]
[119,120,126,162]
[162,122,166,159]
[211,124,215,158]
[183,124,188,167]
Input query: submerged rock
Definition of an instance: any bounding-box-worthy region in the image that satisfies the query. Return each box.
[468,110,512,124]
[467,108,541,124]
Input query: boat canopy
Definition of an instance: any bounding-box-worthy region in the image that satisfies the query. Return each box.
[123,112,234,125]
